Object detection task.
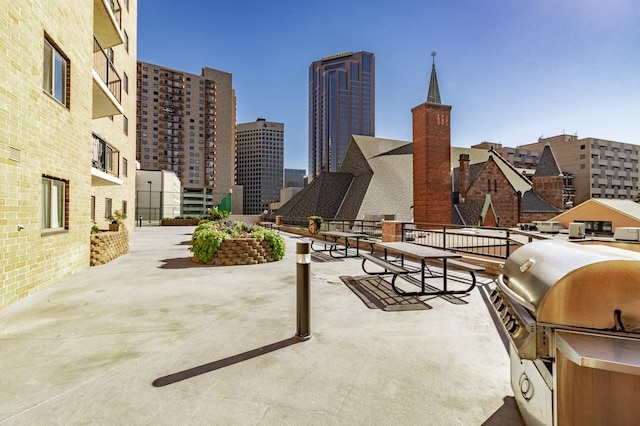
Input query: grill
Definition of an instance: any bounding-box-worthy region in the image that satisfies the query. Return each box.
[490,239,640,425]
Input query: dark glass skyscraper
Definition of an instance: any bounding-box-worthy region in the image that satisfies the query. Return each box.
[308,51,375,177]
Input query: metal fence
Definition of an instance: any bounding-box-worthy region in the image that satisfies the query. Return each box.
[402,223,545,260]
[267,215,546,261]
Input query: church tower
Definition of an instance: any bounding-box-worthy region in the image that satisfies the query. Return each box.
[412,52,452,224]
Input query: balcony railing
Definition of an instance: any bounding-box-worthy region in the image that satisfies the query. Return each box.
[93,37,121,104]
[107,0,122,30]
[92,133,120,176]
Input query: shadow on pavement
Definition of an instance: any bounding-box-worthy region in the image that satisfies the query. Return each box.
[481,396,524,425]
[158,257,206,269]
[152,337,301,387]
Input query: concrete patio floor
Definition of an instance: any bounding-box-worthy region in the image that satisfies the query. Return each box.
[0,226,523,425]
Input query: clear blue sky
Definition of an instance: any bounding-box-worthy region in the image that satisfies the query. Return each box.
[138,0,640,172]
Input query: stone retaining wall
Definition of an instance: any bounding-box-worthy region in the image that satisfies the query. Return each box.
[90,231,129,266]
[192,238,275,266]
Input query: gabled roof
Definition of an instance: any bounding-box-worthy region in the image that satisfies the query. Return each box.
[553,198,640,222]
[534,143,562,177]
[345,135,414,221]
[274,172,354,219]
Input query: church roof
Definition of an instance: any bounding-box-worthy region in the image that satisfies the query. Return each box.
[534,143,562,177]
[427,52,441,104]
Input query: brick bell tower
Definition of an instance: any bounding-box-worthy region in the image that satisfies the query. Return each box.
[412,51,452,224]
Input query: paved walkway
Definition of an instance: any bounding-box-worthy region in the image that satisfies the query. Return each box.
[0,227,523,425]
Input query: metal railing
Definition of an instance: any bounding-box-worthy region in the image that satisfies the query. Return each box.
[107,0,122,30]
[93,37,122,103]
[92,133,119,176]
[402,223,545,260]
[268,216,546,261]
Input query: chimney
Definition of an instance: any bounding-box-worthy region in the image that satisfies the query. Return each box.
[459,154,470,202]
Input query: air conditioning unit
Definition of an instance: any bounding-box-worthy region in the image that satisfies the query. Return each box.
[613,227,640,242]
[533,221,563,234]
[569,222,585,239]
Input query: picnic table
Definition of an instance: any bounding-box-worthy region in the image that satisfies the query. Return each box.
[259,221,279,231]
[361,241,482,296]
[318,231,370,258]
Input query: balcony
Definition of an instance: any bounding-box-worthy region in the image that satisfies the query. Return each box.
[93,0,124,50]
[92,37,123,118]
[91,133,122,185]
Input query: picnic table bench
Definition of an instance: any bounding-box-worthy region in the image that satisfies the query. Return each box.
[360,242,484,296]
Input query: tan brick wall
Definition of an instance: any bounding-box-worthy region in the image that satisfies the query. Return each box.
[90,231,129,266]
[192,238,275,266]
[0,0,137,309]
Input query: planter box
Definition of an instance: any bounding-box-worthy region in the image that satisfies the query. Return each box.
[90,231,129,266]
[192,238,276,266]
[162,219,200,226]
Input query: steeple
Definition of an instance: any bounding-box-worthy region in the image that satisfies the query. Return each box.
[427,51,441,104]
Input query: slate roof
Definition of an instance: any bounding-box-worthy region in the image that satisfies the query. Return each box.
[275,135,413,221]
[534,143,562,177]
[274,172,354,220]
[452,203,483,226]
[521,190,563,213]
[346,135,414,221]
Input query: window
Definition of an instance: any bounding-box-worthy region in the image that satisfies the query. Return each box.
[42,176,67,231]
[124,30,129,52]
[123,116,128,135]
[43,36,69,106]
[91,196,96,222]
[123,158,128,177]
[123,72,128,93]
[105,198,112,219]
[122,200,128,216]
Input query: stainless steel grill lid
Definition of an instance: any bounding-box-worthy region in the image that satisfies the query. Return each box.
[500,240,640,331]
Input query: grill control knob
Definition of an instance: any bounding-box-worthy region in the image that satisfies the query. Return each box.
[507,320,518,334]
[497,302,506,313]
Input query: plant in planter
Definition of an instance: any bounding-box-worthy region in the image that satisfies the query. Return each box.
[308,215,323,234]
[190,220,286,264]
[91,225,100,234]
[108,210,127,232]
[206,207,230,221]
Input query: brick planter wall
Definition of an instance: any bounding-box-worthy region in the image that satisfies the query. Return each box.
[90,231,129,266]
[162,219,200,226]
[192,238,276,266]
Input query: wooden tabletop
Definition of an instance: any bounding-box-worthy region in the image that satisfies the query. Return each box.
[375,241,461,260]
[320,231,365,238]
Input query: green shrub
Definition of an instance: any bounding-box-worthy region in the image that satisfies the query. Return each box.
[189,220,286,262]
[251,227,286,260]
[90,225,99,234]
[207,207,229,221]
[190,223,226,263]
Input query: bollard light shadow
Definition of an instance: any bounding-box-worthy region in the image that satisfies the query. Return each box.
[152,337,302,387]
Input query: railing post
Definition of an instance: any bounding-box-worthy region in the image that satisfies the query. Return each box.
[442,225,447,250]
[295,241,311,341]
[506,230,511,257]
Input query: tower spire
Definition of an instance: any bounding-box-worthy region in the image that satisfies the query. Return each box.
[427,51,441,104]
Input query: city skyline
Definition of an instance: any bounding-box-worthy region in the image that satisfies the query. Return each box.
[138,0,640,172]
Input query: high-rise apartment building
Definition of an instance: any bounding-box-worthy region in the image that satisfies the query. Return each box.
[308,51,375,177]
[236,119,284,214]
[136,63,238,215]
[1,0,138,308]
